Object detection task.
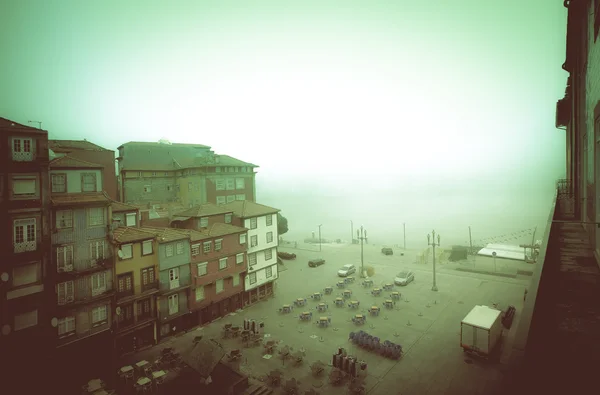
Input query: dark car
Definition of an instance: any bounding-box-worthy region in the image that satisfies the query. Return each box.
[381,247,393,255]
[278,251,297,260]
[308,259,326,268]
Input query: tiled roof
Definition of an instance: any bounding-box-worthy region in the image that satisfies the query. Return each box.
[50,155,104,169]
[118,141,211,149]
[221,200,280,218]
[0,117,46,133]
[51,193,111,207]
[215,154,258,168]
[112,227,155,243]
[138,226,189,243]
[173,203,232,218]
[49,139,111,152]
[174,223,247,241]
[180,339,225,378]
[111,200,139,213]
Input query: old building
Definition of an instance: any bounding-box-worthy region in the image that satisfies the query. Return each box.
[111,200,140,227]
[222,201,280,305]
[116,140,257,207]
[138,227,192,340]
[49,139,118,201]
[0,117,53,384]
[170,202,235,229]
[112,226,160,355]
[48,155,115,378]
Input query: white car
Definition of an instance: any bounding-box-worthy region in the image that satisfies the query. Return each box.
[338,264,356,277]
[394,270,415,286]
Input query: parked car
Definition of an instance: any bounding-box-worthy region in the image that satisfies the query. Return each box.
[278,251,297,260]
[394,270,415,286]
[338,264,356,277]
[308,259,326,268]
[381,247,393,255]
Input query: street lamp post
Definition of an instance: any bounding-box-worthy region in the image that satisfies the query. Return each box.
[357,226,368,277]
[427,230,441,292]
[318,224,322,252]
[350,220,354,244]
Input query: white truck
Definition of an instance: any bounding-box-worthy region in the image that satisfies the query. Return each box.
[460,305,503,358]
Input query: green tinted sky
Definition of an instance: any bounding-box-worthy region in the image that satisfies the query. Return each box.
[0,0,567,185]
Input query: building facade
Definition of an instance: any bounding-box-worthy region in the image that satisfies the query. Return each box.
[112,226,159,355]
[222,201,280,306]
[0,118,53,382]
[49,139,118,201]
[111,200,140,227]
[139,227,192,340]
[116,141,257,207]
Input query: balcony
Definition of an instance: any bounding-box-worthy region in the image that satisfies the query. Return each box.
[13,240,37,253]
[12,150,35,162]
[555,97,571,129]
[116,282,159,304]
[56,257,112,279]
[57,286,114,308]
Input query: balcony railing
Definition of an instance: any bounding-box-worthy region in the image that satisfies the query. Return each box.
[13,241,37,253]
[12,151,34,162]
[58,286,114,307]
[57,257,112,275]
[116,282,159,301]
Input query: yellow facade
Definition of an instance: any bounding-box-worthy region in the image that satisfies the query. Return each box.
[114,239,159,289]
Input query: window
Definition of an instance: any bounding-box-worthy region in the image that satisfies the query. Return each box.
[216,166,222,173]
[195,286,205,301]
[215,239,222,251]
[14,310,38,331]
[88,207,105,226]
[117,273,133,293]
[152,172,157,176]
[90,240,105,261]
[57,281,74,305]
[228,167,234,172]
[226,178,235,190]
[12,262,40,287]
[12,176,36,196]
[197,262,208,276]
[166,245,174,257]
[239,234,246,244]
[216,179,225,190]
[126,213,136,226]
[142,267,155,286]
[120,244,133,259]
[265,248,273,261]
[58,316,75,337]
[250,235,258,247]
[219,258,227,270]
[91,272,107,296]
[249,272,257,285]
[191,244,200,256]
[233,274,240,287]
[141,240,153,255]
[199,217,209,228]
[168,294,179,315]
[267,231,273,243]
[266,214,273,226]
[137,298,151,317]
[235,178,245,189]
[225,214,232,223]
[167,185,172,191]
[176,242,184,255]
[250,218,257,229]
[236,253,244,264]
[203,241,211,253]
[249,253,257,266]
[216,196,226,205]
[138,172,142,177]
[57,245,74,272]
[226,195,235,203]
[216,279,224,293]
[188,182,192,191]
[164,172,169,176]
[81,173,97,192]
[144,185,151,193]
[265,266,273,278]
[169,268,180,289]
[92,305,107,324]
[117,304,133,324]
[235,194,245,201]
[55,210,73,229]
[12,137,33,161]
[13,218,36,252]
[51,174,66,193]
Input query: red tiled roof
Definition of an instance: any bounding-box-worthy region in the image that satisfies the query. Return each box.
[50,155,103,169]
[112,226,156,243]
[138,226,189,242]
[0,117,46,133]
[173,203,232,218]
[221,200,280,218]
[174,223,247,241]
[111,200,139,213]
[49,139,111,152]
[51,193,111,207]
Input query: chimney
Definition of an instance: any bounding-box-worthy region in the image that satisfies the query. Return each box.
[112,218,122,230]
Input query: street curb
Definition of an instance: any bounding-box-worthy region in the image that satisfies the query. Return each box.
[455,267,517,278]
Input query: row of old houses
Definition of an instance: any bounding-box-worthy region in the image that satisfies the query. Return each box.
[0,117,279,387]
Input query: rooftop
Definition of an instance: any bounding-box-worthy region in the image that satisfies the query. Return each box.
[118,141,211,149]
[49,155,104,169]
[51,193,111,207]
[173,203,233,218]
[222,200,280,218]
[111,200,140,213]
[112,226,155,243]
[174,223,247,241]
[0,117,47,133]
[49,139,112,152]
[138,226,190,243]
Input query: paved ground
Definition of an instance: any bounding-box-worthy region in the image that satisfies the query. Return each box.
[123,243,532,395]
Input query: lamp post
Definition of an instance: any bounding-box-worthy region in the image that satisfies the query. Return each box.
[350,220,354,244]
[357,226,368,277]
[318,224,322,252]
[427,230,440,292]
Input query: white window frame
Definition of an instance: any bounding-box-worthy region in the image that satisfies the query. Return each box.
[88,207,105,227]
[226,195,235,203]
[57,245,74,272]
[58,316,75,337]
[235,194,245,201]
[51,173,66,193]
[225,213,232,223]
[195,286,205,301]
[239,233,246,244]
[249,253,257,266]
[12,176,36,196]
[203,241,211,253]
[125,213,136,226]
[57,281,74,305]
[215,239,222,251]
[13,218,36,252]
[215,179,225,191]
[216,196,226,205]
[165,244,174,257]
[90,239,105,261]
[12,137,34,161]
[250,235,258,248]
[197,262,208,276]
[235,178,245,189]
[226,178,235,190]
[265,266,273,278]
[142,240,153,255]
[266,214,273,226]
[219,258,227,270]
[120,244,133,259]
[169,268,180,289]
[267,231,273,243]
[91,272,107,296]
[81,172,97,192]
[250,218,257,229]
[216,279,224,293]
[249,272,257,285]
[55,210,73,229]
[92,305,107,324]
[176,242,184,255]
[199,217,209,228]
[168,294,179,315]
[144,185,151,193]
[264,248,273,261]
[191,244,200,256]
[236,253,244,264]
[14,310,38,331]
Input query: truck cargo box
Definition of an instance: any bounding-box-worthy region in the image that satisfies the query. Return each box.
[460,305,503,357]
